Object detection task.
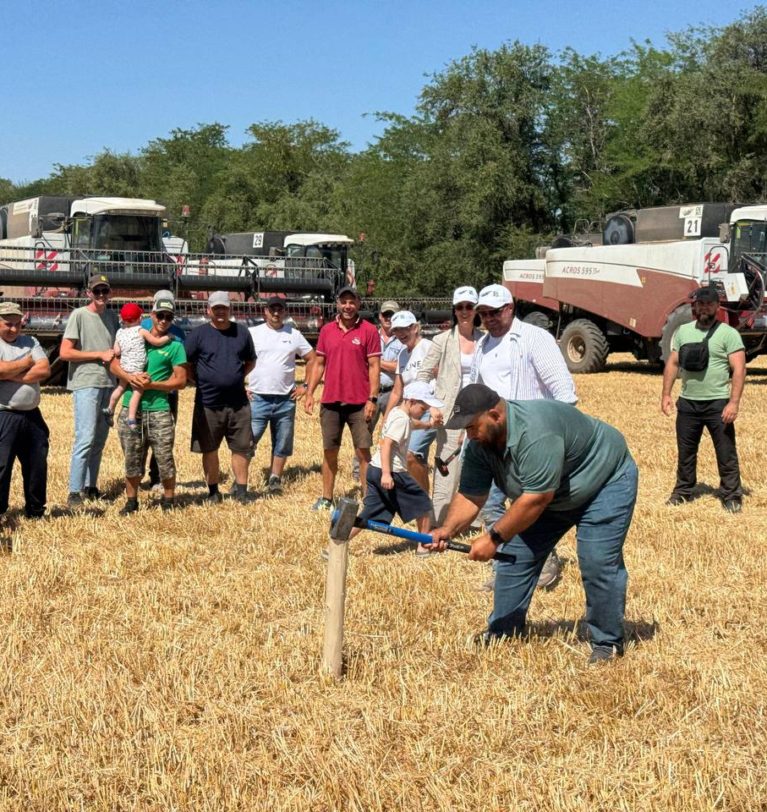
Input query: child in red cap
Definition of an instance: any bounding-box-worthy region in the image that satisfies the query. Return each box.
[104,303,170,429]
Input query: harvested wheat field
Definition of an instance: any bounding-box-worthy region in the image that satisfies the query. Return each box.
[1,354,766,811]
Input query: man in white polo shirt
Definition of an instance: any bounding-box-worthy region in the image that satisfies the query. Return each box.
[472,283,577,589]
[247,297,316,494]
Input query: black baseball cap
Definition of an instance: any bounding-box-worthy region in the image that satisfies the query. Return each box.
[445,383,503,430]
[336,285,360,300]
[691,285,719,303]
[266,296,286,308]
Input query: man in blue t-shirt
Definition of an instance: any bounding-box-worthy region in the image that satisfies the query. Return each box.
[184,291,256,504]
[428,383,638,664]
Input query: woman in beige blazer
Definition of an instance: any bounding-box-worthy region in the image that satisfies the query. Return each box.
[417,286,482,525]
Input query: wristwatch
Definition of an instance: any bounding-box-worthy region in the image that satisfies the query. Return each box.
[488,526,506,546]
[368,396,378,404]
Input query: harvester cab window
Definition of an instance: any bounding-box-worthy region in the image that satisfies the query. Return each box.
[72,217,92,249]
[91,215,162,253]
[732,220,767,264]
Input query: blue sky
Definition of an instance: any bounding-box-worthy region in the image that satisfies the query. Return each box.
[0,0,754,184]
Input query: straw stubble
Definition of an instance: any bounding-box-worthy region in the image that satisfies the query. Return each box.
[0,355,764,810]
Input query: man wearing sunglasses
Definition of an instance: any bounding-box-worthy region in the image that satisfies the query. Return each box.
[110,297,187,513]
[60,273,120,507]
[472,284,577,590]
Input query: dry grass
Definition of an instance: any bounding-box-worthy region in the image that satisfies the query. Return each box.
[1,355,766,810]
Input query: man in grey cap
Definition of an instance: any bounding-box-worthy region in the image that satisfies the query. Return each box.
[59,273,119,507]
[0,302,51,520]
[184,291,256,503]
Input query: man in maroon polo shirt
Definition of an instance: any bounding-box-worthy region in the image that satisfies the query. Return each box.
[305,286,381,509]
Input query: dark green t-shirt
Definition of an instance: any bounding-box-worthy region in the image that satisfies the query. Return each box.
[122,338,186,412]
[460,400,630,511]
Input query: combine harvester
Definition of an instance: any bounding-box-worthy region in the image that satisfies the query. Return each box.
[0,195,452,382]
[503,203,767,372]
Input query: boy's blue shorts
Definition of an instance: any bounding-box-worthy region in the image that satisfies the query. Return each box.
[359,466,432,525]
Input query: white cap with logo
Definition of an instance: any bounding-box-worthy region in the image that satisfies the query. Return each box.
[453,286,478,305]
[390,310,417,329]
[477,284,513,308]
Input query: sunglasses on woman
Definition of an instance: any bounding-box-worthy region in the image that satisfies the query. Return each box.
[454,304,475,312]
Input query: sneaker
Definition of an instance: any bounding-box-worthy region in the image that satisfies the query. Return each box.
[83,487,104,501]
[468,629,507,648]
[67,492,84,508]
[207,491,223,504]
[588,645,623,665]
[312,497,334,511]
[102,408,114,428]
[160,497,175,512]
[119,499,139,516]
[723,498,742,514]
[268,475,283,494]
[666,493,688,507]
[538,550,562,590]
[232,489,250,505]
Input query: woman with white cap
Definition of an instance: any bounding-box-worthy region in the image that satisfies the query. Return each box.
[381,310,438,499]
[416,286,482,525]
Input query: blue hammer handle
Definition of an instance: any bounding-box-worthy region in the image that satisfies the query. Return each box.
[361,518,516,563]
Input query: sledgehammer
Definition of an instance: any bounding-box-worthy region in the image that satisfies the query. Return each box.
[330,497,515,562]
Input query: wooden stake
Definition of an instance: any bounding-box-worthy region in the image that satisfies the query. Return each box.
[321,536,350,679]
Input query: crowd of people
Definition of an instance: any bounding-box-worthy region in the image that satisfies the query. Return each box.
[0,274,746,662]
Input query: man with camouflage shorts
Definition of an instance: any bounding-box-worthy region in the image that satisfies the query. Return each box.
[110,296,187,513]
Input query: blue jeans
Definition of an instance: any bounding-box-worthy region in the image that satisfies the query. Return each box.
[490,456,638,652]
[481,482,507,528]
[250,394,296,458]
[68,387,112,493]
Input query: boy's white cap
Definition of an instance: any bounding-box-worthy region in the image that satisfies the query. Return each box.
[476,284,513,308]
[391,310,417,329]
[452,285,478,305]
[403,381,444,410]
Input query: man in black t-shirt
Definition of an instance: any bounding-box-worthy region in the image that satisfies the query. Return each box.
[184,292,256,503]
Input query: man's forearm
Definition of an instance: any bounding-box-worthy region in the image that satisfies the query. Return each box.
[661,361,679,397]
[441,492,484,536]
[306,358,325,395]
[368,357,381,398]
[0,358,33,379]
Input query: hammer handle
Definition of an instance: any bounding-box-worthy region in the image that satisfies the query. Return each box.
[361,519,515,563]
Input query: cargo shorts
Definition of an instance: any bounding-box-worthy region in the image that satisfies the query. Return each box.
[118,409,176,480]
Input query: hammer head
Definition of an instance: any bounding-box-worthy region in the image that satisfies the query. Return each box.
[330,497,360,540]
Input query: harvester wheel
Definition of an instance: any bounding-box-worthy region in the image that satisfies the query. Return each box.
[559,319,609,374]
[523,310,553,332]
[660,305,693,364]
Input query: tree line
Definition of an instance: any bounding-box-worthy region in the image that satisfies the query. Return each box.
[2,7,766,297]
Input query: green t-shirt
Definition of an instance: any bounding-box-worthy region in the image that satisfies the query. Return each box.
[122,338,187,412]
[460,400,630,512]
[63,306,119,390]
[671,321,745,401]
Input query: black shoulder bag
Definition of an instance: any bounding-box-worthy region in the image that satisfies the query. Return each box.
[678,322,720,372]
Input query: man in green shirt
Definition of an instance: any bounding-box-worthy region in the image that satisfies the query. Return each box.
[110,297,187,513]
[661,285,746,512]
[429,383,638,663]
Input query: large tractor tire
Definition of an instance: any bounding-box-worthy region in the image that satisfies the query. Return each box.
[559,319,610,374]
[523,310,553,332]
[660,304,693,364]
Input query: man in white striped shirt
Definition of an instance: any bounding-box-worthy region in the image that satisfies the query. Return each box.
[472,284,577,589]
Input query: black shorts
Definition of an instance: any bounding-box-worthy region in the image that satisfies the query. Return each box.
[191,402,254,454]
[358,466,432,525]
[319,403,372,450]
